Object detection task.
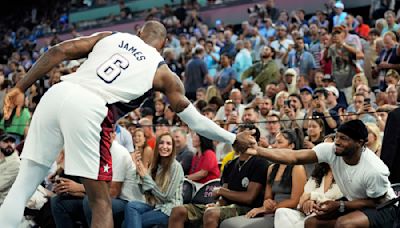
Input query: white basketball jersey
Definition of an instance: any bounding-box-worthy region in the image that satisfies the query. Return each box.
[61,32,164,104]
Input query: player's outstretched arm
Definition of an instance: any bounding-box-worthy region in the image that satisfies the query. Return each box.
[3,32,112,120]
[153,64,237,144]
[16,32,112,92]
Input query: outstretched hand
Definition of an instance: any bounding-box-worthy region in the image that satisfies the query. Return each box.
[233,129,257,153]
[3,87,25,120]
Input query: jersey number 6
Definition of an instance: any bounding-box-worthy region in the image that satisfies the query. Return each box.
[97,54,129,83]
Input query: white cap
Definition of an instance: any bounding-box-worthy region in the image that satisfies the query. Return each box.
[325,86,339,97]
[334,2,344,9]
[284,68,297,77]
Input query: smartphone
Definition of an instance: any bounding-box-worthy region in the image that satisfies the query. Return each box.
[364,98,371,105]
[284,99,291,107]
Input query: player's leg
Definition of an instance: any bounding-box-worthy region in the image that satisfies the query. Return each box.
[59,84,115,228]
[81,178,113,228]
[0,159,51,227]
[0,84,65,227]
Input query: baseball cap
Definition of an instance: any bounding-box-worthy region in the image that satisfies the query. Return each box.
[325,86,339,97]
[300,86,313,94]
[314,87,328,97]
[333,25,346,34]
[322,74,335,82]
[0,134,16,142]
[334,2,344,9]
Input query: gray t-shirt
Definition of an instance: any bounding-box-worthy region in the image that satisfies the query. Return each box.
[313,143,396,201]
[328,45,356,89]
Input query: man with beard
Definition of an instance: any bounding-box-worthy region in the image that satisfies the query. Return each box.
[241,45,279,92]
[0,134,19,206]
[243,120,397,228]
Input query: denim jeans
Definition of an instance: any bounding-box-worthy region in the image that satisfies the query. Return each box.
[50,195,87,228]
[82,196,127,228]
[124,201,169,228]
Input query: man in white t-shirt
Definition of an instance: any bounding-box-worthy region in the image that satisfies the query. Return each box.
[242,120,397,227]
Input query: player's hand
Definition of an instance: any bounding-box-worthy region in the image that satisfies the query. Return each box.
[233,129,257,153]
[315,200,340,216]
[245,207,266,218]
[4,87,25,120]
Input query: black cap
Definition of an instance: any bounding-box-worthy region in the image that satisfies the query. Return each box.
[322,74,335,82]
[337,120,368,141]
[0,134,16,142]
[313,87,328,97]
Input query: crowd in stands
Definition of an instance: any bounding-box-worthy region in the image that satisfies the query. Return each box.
[2,0,400,227]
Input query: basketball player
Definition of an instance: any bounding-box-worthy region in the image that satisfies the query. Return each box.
[0,21,248,227]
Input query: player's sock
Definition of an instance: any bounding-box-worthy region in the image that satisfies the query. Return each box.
[0,159,50,228]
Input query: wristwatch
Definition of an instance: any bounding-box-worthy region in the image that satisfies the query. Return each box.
[338,200,345,213]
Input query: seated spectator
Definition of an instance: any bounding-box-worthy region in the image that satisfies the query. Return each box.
[366,123,382,157]
[132,128,153,169]
[0,134,19,206]
[281,94,306,130]
[386,84,398,105]
[304,118,325,149]
[261,114,282,147]
[169,125,269,228]
[155,118,170,137]
[220,129,307,228]
[115,124,134,153]
[164,104,179,126]
[0,106,31,144]
[153,98,166,125]
[304,88,339,135]
[124,133,184,227]
[172,128,194,175]
[385,69,400,86]
[186,133,220,184]
[139,118,156,149]
[50,150,87,227]
[274,163,343,227]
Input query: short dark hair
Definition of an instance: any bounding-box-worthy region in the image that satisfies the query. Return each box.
[238,123,261,142]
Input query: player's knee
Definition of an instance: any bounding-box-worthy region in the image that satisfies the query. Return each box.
[170,206,188,221]
[203,208,220,224]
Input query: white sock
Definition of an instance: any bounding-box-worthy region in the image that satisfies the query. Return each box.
[0,159,50,228]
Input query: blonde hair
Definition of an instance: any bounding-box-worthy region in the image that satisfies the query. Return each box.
[205,85,221,102]
[366,123,381,155]
[274,91,289,110]
[351,73,369,97]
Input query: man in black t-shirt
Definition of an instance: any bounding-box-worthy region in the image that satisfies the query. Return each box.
[168,124,269,227]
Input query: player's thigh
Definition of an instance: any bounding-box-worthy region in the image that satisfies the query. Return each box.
[60,86,113,181]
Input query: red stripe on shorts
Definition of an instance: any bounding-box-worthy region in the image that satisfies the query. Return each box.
[97,106,114,181]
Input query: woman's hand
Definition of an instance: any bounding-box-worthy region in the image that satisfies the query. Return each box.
[263,199,277,211]
[302,200,317,215]
[135,159,148,178]
[245,207,266,218]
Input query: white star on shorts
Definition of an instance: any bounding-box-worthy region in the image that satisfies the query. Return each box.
[103,164,110,173]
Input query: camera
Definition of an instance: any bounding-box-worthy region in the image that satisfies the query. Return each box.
[247,4,266,17]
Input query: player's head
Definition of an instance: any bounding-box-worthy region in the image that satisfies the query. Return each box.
[138,20,167,52]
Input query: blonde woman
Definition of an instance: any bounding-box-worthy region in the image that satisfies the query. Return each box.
[366,123,382,157]
[125,132,184,227]
[274,91,289,116]
[351,73,368,101]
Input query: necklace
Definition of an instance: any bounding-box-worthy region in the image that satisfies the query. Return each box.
[238,157,252,172]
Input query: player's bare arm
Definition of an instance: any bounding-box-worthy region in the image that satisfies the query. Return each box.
[241,131,318,164]
[17,32,112,92]
[153,64,240,145]
[3,32,112,120]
